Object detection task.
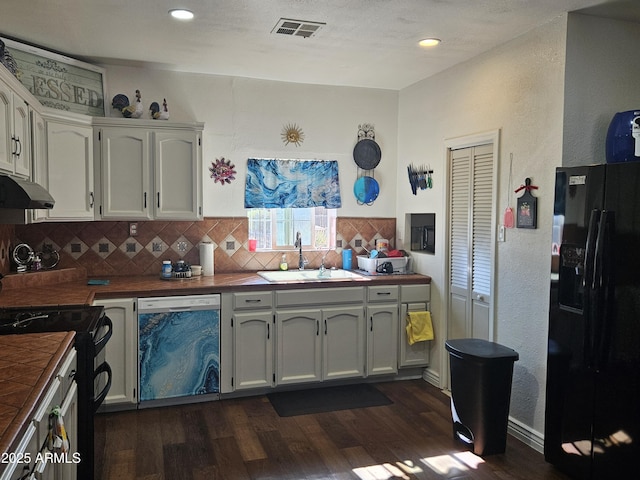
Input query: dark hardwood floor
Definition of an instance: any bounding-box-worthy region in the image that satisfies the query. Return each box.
[94,379,570,479]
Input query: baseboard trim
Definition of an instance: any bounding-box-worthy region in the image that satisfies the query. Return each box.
[422,367,440,386]
[507,416,544,454]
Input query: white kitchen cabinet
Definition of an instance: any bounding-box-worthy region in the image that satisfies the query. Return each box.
[92,298,138,409]
[233,310,274,390]
[96,127,151,219]
[30,109,48,223]
[0,78,30,178]
[322,305,366,380]
[38,111,94,221]
[224,291,274,392]
[366,285,399,376]
[275,287,365,385]
[399,284,431,367]
[93,118,203,221]
[367,304,399,376]
[153,130,201,220]
[276,308,322,385]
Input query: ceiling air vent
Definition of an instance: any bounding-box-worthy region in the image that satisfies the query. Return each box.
[271,18,325,38]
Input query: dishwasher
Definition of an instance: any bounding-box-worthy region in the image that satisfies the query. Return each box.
[138,294,220,408]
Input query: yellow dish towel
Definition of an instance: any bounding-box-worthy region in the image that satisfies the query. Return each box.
[406,311,434,345]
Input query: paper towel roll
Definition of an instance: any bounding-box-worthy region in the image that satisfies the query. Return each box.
[199,242,214,276]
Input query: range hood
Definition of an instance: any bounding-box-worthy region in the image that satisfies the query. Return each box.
[0,175,55,209]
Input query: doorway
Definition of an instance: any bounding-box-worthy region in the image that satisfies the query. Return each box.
[443,130,499,389]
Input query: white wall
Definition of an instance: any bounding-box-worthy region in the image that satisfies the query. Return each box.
[397,16,569,437]
[563,14,640,166]
[103,68,399,217]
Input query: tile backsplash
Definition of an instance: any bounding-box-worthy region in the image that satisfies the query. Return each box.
[3,217,396,277]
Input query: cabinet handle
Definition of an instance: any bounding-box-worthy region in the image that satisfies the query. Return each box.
[316,320,319,336]
[157,192,160,208]
[69,369,76,380]
[324,319,327,335]
[377,291,391,296]
[89,192,94,207]
[11,135,17,155]
[370,316,373,331]
[267,323,270,340]
[245,299,262,303]
[144,192,147,208]
[15,136,21,157]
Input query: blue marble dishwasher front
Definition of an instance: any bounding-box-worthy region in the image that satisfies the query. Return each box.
[138,294,220,407]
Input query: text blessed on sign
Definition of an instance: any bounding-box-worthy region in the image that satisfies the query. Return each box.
[2,37,106,116]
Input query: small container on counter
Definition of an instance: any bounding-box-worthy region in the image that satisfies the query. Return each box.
[342,249,352,270]
[162,260,172,278]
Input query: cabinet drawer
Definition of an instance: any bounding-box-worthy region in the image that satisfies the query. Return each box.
[57,348,77,397]
[233,291,273,310]
[32,376,62,449]
[400,284,430,303]
[367,285,399,303]
[276,287,364,307]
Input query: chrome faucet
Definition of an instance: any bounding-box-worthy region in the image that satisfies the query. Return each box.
[295,231,308,270]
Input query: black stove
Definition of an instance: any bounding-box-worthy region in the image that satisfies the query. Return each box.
[0,305,105,334]
[0,305,112,480]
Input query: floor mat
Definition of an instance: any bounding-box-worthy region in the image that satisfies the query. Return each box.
[267,383,393,417]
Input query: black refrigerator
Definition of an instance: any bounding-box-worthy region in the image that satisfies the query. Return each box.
[545,163,640,479]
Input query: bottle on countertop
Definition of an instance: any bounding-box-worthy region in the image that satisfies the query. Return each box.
[162,260,172,278]
[279,254,288,271]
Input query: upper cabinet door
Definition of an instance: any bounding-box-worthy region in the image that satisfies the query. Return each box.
[0,82,31,178]
[0,82,13,174]
[12,93,30,178]
[153,130,202,220]
[99,127,151,220]
[44,119,94,221]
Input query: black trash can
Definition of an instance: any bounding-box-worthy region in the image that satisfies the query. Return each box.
[445,338,519,456]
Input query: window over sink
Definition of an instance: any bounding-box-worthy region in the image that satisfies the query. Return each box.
[247,207,336,250]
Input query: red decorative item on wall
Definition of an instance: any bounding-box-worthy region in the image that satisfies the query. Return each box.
[209,157,237,185]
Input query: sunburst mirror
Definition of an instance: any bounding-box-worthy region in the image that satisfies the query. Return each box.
[281,123,305,146]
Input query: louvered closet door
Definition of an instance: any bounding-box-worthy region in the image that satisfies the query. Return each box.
[448,143,494,341]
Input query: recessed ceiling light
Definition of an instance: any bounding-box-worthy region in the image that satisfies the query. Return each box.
[419,38,441,48]
[169,9,194,20]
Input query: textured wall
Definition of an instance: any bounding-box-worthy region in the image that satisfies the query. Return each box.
[397,16,568,437]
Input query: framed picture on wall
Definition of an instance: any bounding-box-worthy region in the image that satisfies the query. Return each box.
[516,179,538,229]
[1,37,107,116]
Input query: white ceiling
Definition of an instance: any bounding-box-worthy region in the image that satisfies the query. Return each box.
[0,0,636,91]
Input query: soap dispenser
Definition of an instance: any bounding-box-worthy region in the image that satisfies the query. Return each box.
[279,254,288,271]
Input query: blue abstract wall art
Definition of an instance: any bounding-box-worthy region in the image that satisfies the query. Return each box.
[244,159,342,209]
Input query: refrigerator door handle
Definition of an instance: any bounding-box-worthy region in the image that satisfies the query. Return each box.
[583,209,600,292]
[593,210,614,370]
[583,209,601,367]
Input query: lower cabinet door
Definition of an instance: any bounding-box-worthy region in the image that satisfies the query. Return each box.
[234,311,274,390]
[276,309,322,385]
[322,306,365,381]
[367,303,399,376]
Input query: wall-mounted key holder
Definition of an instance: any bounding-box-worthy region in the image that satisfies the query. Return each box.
[515,177,538,229]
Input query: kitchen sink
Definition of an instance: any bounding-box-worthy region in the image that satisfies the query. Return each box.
[257,269,370,283]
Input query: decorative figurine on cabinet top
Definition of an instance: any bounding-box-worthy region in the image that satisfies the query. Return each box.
[112,89,143,118]
[150,98,170,120]
[121,89,143,118]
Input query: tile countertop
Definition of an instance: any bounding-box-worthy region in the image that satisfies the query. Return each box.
[0,331,75,459]
[0,268,431,308]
